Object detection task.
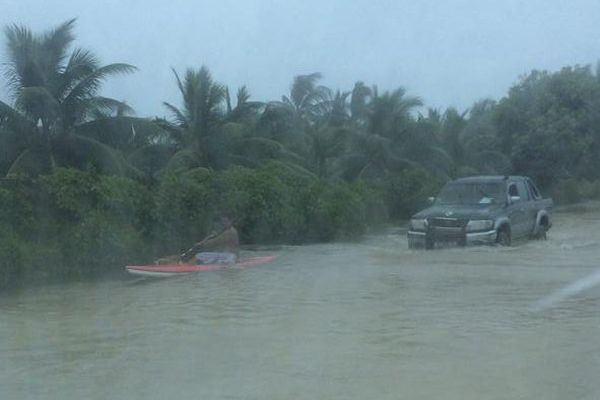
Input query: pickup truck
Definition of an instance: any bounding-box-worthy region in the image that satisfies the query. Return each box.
[407,176,553,249]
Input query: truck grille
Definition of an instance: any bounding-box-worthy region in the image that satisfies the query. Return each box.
[430,218,465,228]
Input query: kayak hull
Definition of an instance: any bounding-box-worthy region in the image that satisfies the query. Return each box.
[125,255,277,278]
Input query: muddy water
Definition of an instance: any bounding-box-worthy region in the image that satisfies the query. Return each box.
[2,207,600,399]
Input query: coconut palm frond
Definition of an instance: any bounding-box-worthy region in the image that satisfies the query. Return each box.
[53,134,127,176]
[40,18,76,74]
[127,142,178,179]
[59,47,99,97]
[236,86,251,106]
[290,72,323,110]
[0,100,36,134]
[16,86,61,122]
[169,66,226,140]
[63,63,137,107]
[3,23,38,94]
[75,116,168,152]
[6,146,52,177]
[89,97,134,116]
[350,81,372,121]
[163,101,188,128]
[162,147,200,176]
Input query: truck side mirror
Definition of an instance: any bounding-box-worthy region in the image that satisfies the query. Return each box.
[428,196,435,204]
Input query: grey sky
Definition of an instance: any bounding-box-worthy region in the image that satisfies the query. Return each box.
[2,0,600,117]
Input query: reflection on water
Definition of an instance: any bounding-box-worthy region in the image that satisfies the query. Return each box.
[2,209,600,399]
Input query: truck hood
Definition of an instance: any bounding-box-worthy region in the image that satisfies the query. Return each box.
[412,204,501,220]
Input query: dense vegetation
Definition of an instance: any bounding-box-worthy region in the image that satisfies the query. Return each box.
[2,20,600,287]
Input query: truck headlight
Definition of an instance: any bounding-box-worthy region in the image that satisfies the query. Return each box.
[466,219,494,232]
[410,218,427,231]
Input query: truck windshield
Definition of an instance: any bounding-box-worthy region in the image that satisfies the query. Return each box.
[436,182,505,205]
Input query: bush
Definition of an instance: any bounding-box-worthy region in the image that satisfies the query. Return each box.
[303,181,368,241]
[40,168,152,229]
[59,211,146,276]
[383,169,442,220]
[153,168,217,254]
[0,179,36,237]
[0,230,25,289]
[0,164,390,287]
[551,178,600,204]
[216,165,306,243]
[153,163,383,247]
[0,169,154,281]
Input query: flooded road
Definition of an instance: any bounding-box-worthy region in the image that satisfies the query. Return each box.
[2,206,600,399]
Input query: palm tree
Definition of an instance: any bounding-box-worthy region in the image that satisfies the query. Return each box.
[259,73,331,145]
[349,81,372,124]
[319,89,351,127]
[338,85,425,180]
[159,66,228,172]
[404,110,455,179]
[163,66,226,145]
[368,86,423,142]
[403,104,512,178]
[0,19,138,176]
[265,74,375,178]
[252,73,332,172]
[305,123,352,178]
[454,100,512,176]
[280,72,331,123]
[224,85,263,124]
[160,66,299,173]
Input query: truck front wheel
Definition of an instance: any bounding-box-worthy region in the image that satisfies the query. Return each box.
[497,227,511,246]
[425,235,435,250]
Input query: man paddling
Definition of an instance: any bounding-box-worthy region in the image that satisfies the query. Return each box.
[156,215,239,265]
[192,215,239,265]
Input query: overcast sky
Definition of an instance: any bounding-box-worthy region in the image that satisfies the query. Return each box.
[2,0,600,117]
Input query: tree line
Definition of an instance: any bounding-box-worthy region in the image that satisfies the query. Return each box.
[1,19,600,286]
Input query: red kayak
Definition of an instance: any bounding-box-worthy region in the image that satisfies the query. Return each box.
[125,255,277,278]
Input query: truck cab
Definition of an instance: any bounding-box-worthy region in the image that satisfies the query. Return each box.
[407,176,553,249]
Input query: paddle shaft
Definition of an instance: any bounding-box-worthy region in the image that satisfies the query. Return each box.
[180,233,217,261]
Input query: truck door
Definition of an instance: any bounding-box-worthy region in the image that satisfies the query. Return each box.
[507,182,526,237]
[516,180,535,235]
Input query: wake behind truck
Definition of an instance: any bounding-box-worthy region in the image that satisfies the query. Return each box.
[407,176,553,249]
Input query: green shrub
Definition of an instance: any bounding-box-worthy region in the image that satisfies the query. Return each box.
[384,169,442,220]
[22,169,152,279]
[152,163,381,246]
[0,179,37,237]
[352,180,388,226]
[303,181,366,241]
[0,164,391,287]
[153,168,217,254]
[551,178,600,204]
[0,230,25,289]
[216,166,300,243]
[59,211,146,276]
[40,168,152,228]
[578,180,600,200]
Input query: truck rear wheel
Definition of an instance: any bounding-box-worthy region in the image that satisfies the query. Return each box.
[408,238,418,249]
[497,227,511,246]
[535,219,548,240]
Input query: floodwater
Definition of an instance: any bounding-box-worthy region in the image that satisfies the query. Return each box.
[2,206,600,399]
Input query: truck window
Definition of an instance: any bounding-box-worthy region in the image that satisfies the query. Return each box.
[527,179,541,199]
[508,183,518,197]
[436,182,505,205]
[516,181,530,200]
